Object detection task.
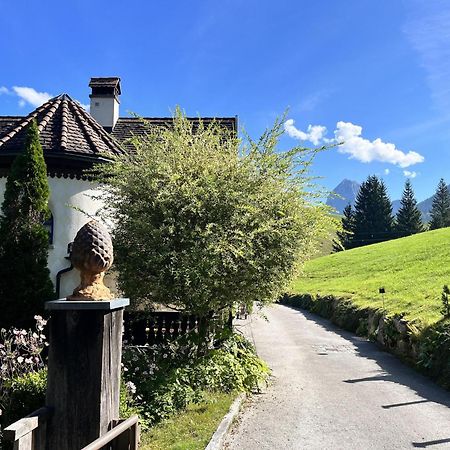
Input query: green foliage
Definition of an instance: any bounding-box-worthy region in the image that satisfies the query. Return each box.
[395,179,423,237]
[352,175,394,247]
[417,322,450,388]
[0,370,47,435]
[122,333,269,426]
[333,204,354,251]
[429,178,450,230]
[290,227,450,325]
[93,110,337,317]
[0,120,54,328]
[441,285,450,318]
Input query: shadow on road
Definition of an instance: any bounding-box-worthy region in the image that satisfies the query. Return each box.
[412,437,450,447]
[283,305,450,412]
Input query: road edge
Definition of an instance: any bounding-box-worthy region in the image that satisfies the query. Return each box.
[205,393,246,450]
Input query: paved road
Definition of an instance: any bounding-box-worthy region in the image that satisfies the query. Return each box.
[224,304,450,450]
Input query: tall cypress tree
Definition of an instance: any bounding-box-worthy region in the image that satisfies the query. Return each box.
[429,178,450,230]
[352,175,393,247]
[333,204,355,251]
[0,120,54,328]
[395,179,423,237]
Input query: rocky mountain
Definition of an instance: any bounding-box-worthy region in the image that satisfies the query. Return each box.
[326,179,361,214]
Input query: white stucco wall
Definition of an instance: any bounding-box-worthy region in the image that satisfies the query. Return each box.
[90,97,119,129]
[0,176,117,298]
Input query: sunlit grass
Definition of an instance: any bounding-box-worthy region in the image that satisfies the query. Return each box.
[291,227,450,325]
[141,391,234,450]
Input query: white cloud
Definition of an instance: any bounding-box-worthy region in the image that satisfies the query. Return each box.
[403,170,418,178]
[384,168,390,175]
[0,86,9,95]
[284,119,425,168]
[12,86,52,108]
[334,121,424,168]
[284,119,327,145]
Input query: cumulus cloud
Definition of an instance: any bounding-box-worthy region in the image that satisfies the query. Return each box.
[0,86,9,94]
[384,168,390,175]
[284,119,327,145]
[403,170,417,178]
[334,121,424,168]
[12,86,52,108]
[284,118,425,168]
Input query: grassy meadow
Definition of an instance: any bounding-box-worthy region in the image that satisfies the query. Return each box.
[291,227,450,325]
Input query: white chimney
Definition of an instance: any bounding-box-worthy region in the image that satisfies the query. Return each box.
[89,77,121,131]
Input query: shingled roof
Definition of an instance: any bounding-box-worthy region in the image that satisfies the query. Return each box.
[112,117,237,151]
[0,93,237,176]
[0,94,123,158]
[0,94,126,177]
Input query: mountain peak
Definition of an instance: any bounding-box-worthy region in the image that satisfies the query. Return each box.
[326,179,361,214]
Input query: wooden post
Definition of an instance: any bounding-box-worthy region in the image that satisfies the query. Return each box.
[44,298,129,450]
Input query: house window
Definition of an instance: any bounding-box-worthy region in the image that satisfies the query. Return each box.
[43,212,54,245]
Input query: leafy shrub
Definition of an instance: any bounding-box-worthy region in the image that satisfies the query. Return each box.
[418,322,450,387]
[441,285,450,318]
[0,317,48,448]
[122,333,269,426]
[2,370,47,427]
[94,111,337,322]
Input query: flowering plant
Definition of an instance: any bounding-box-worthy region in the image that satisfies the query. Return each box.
[0,316,48,418]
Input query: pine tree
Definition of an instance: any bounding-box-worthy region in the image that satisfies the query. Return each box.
[395,179,423,237]
[352,175,394,247]
[333,204,355,251]
[0,120,55,329]
[429,178,450,230]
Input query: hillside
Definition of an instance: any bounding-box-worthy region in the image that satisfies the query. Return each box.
[291,228,450,324]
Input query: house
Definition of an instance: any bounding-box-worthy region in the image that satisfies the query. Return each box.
[0,77,237,297]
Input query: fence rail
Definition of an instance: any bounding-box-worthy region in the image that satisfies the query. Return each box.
[81,415,139,450]
[4,406,51,450]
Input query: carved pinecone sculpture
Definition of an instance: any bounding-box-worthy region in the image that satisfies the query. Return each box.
[68,220,114,301]
[71,220,114,273]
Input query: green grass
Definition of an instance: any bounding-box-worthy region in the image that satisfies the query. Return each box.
[141,391,235,450]
[291,228,450,325]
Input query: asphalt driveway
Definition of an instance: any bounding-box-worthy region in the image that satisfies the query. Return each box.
[224,304,450,449]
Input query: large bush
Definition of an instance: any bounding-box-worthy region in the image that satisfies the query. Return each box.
[95,110,336,319]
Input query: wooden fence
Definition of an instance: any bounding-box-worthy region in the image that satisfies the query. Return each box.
[123,311,199,345]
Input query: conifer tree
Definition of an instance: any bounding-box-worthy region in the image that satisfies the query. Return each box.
[429,178,450,230]
[352,175,393,247]
[395,179,423,237]
[333,204,355,251]
[0,120,54,328]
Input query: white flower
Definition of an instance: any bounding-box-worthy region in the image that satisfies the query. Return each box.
[17,356,24,363]
[126,381,136,394]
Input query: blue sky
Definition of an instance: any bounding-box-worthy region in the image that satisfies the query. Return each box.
[1,0,449,201]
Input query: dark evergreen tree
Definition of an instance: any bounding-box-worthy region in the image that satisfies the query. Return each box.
[333,204,355,251]
[395,179,423,237]
[0,120,54,329]
[429,178,450,230]
[352,175,394,247]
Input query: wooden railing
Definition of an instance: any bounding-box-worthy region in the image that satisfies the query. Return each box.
[4,406,51,450]
[123,311,199,345]
[81,415,139,450]
[5,411,139,450]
